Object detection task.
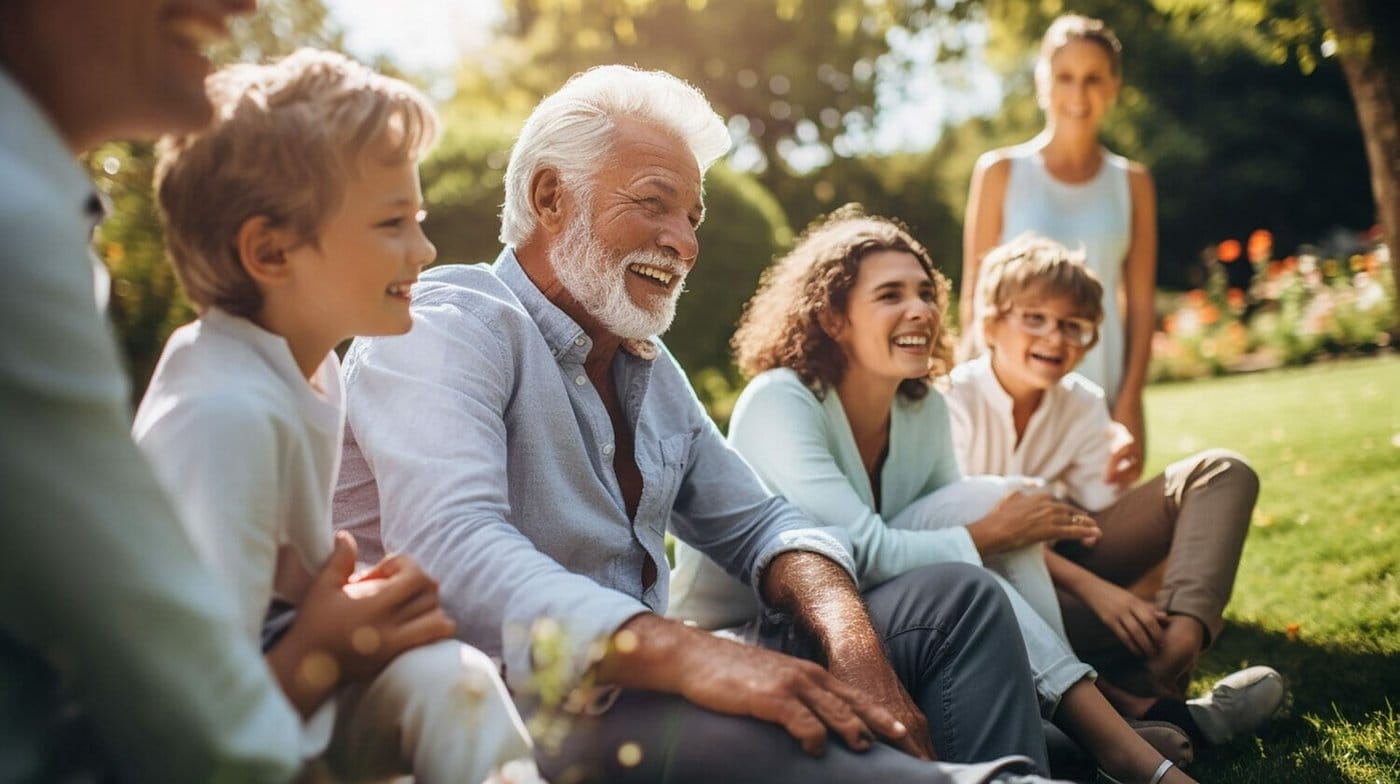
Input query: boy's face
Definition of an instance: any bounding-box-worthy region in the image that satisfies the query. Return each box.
[285,156,435,341]
[984,291,1097,401]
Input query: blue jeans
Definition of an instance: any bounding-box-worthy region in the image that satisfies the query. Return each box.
[534,564,1054,783]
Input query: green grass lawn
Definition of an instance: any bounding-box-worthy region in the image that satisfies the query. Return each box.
[1143,353,1400,782]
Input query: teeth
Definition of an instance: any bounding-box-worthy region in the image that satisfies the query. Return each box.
[167,16,227,49]
[893,335,928,347]
[386,282,414,297]
[628,263,674,286]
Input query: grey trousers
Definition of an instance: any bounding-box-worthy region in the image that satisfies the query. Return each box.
[534,563,1055,784]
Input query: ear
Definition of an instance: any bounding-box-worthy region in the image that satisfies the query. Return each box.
[235,215,295,288]
[529,167,569,236]
[817,307,847,341]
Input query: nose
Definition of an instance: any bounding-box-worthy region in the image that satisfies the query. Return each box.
[415,223,437,270]
[658,212,699,266]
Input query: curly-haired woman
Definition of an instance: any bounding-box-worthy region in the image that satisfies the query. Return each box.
[669,207,1194,784]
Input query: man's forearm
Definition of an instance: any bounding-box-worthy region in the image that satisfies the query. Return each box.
[760,550,882,664]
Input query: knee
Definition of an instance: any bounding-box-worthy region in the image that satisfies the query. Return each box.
[377,640,507,710]
[1195,448,1261,501]
[903,562,1012,619]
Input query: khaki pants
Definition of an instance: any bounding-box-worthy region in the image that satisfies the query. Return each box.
[1056,449,1259,659]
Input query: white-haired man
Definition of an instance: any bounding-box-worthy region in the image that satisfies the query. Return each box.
[334,65,1060,784]
[1,1,307,781]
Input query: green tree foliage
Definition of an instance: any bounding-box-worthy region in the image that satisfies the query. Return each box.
[493,0,976,175]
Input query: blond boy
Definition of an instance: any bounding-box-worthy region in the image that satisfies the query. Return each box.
[133,49,536,783]
[944,234,1282,748]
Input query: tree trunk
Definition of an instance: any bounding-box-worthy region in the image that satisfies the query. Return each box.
[1322,0,1400,335]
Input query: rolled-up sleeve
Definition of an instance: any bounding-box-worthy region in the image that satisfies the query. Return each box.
[344,300,649,694]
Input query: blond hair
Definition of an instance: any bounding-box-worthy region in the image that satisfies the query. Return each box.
[732,204,953,401]
[156,48,439,317]
[975,234,1105,342]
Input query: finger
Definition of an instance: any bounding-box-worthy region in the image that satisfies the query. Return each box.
[776,700,829,757]
[1134,605,1166,649]
[820,676,903,742]
[382,609,456,656]
[1119,616,1153,658]
[314,532,358,589]
[797,683,873,752]
[392,589,444,625]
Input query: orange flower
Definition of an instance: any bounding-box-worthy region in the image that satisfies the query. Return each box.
[1267,261,1283,279]
[1285,622,1301,641]
[1247,229,1273,262]
[1162,314,1178,336]
[1227,288,1246,309]
[1187,289,1207,307]
[1218,239,1242,263]
[1365,253,1381,274]
[1282,256,1298,272]
[1199,304,1220,326]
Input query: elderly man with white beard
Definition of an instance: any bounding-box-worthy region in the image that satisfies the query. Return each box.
[332,65,1063,784]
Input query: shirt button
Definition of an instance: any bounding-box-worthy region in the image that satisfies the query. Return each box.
[574,336,586,347]
[602,444,615,456]
[574,374,586,386]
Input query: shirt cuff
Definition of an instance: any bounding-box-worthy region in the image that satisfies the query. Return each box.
[299,699,336,759]
[501,592,650,700]
[751,525,857,619]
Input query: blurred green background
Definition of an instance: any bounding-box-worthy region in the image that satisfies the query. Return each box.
[88,0,1388,408]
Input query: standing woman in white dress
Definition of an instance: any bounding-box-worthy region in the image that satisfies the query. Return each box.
[962,14,1157,486]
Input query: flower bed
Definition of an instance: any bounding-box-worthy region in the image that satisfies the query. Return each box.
[1151,229,1395,382]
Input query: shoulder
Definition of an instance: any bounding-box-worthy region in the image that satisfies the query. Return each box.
[1105,151,1153,187]
[1056,371,1110,414]
[731,369,822,429]
[139,322,285,430]
[972,148,1015,183]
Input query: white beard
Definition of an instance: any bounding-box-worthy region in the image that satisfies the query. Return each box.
[548,210,687,340]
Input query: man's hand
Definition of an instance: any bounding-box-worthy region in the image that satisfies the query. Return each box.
[1109,395,1147,489]
[596,614,906,757]
[760,551,935,758]
[826,647,934,759]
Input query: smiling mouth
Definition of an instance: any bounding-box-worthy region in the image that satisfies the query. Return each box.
[1030,351,1064,366]
[892,334,929,350]
[165,13,229,57]
[628,262,678,290]
[386,281,415,300]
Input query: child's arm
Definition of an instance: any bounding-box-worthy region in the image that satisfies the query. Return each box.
[265,532,455,717]
[1044,546,1165,657]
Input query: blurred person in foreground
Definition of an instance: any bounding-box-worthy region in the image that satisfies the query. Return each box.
[333,65,1062,784]
[0,1,315,781]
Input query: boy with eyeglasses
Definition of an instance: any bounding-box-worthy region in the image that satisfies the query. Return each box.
[942,233,1285,752]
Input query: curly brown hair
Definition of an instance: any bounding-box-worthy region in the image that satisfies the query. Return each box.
[732,204,954,400]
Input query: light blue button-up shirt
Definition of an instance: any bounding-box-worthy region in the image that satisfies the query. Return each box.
[333,249,855,695]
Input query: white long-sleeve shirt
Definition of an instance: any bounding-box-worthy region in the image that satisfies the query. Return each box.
[0,67,302,782]
[942,355,1128,512]
[133,309,342,753]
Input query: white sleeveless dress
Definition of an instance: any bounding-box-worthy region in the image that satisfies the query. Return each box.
[1000,143,1132,405]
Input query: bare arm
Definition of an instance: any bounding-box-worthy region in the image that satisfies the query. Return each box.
[1044,547,1164,658]
[960,154,1011,343]
[1113,164,1158,458]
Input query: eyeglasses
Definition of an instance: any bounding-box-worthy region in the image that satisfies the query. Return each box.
[1003,306,1098,348]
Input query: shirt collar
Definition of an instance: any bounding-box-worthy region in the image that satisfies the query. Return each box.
[493,247,658,363]
[0,67,98,227]
[200,308,344,431]
[968,353,1015,415]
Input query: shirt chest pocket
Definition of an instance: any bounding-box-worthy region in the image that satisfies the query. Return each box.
[643,431,693,534]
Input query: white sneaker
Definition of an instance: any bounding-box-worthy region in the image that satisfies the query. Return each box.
[1187,665,1287,745]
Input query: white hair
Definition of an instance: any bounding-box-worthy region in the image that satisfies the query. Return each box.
[499,65,731,247]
